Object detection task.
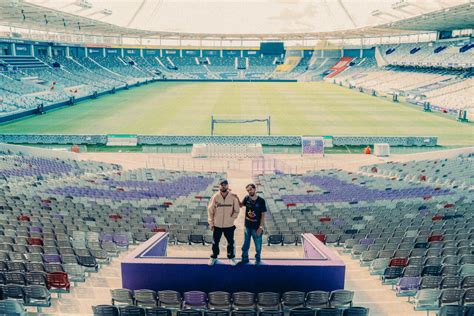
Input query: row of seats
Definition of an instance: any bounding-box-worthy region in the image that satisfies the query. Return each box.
[0,271,69,312]
[93,306,369,316]
[109,289,355,310]
[93,289,368,316]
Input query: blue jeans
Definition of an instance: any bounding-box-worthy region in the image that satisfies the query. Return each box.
[241,227,263,261]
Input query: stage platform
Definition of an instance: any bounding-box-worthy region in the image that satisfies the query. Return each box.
[121,233,345,293]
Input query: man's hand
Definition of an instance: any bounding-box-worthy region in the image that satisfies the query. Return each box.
[257,227,263,236]
[210,225,214,231]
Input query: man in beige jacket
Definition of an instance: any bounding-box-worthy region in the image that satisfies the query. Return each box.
[208,179,240,266]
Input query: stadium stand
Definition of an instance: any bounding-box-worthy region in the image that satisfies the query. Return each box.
[207,56,239,79]
[171,56,209,79]
[1,39,472,119]
[0,46,332,115]
[328,41,474,118]
[0,151,227,313]
[305,58,340,81]
[329,57,377,82]
[360,154,473,189]
[325,57,354,79]
[0,52,165,115]
[251,155,473,314]
[290,56,311,75]
[140,55,171,75]
[90,56,151,80]
[125,56,164,77]
[272,55,311,80]
[381,42,474,69]
[51,55,119,90]
[0,152,225,238]
[82,151,473,315]
[246,55,278,79]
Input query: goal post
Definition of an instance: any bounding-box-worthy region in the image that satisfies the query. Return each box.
[211,114,271,135]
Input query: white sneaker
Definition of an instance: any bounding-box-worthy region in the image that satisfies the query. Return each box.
[208,258,217,266]
[229,258,238,266]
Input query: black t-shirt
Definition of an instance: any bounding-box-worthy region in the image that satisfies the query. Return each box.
[243,195,267,229]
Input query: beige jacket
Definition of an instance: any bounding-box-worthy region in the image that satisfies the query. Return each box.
[208,191,240,228]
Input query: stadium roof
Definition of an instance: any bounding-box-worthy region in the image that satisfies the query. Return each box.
[0,0,472,40]
[0,1,156,37]
[382,2,474,31]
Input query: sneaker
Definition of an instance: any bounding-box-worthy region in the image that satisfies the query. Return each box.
[237,259,250,265]
[208,258,217,266]
[255,259,262,265]
[229,258,238,266]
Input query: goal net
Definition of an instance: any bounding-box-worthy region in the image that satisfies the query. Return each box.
[211,114,271,135]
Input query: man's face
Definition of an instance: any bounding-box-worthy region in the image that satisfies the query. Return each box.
[246,186,256,196]
[220,183,228,192]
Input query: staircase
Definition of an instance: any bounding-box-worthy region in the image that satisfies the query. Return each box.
[275,56,302,73]
[166,57,176,68]
[237,58,246,70]
[0,56,49,69]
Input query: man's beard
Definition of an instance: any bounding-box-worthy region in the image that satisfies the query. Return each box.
[220,188,228,192]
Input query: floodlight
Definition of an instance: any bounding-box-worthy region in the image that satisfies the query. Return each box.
[392,0,410,10]
[75,0,92,9]
[371,10,382,16]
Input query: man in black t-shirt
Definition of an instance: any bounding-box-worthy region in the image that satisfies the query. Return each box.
[238,183,267,265]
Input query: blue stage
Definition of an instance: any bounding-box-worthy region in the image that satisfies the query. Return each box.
[122,233,345,293]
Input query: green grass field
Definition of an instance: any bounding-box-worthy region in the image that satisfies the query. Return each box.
[0,82,472,145]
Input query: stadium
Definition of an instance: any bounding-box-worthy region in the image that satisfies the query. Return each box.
[0,0,473,315]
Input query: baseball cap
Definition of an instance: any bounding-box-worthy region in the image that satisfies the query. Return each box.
[219,179,228,185]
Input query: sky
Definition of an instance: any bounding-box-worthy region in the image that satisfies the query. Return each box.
[24,0,468,34]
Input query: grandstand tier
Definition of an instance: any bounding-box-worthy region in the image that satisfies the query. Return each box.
[1,39,472,122]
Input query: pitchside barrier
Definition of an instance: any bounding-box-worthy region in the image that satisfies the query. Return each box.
[0,143,78,160]
[374,143,390,157]
[160,79,297,83]
[106,134,138,146]
[0,134,438,147]
[191,143,263,158]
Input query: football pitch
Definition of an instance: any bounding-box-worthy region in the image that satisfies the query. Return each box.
[0,82,472,146]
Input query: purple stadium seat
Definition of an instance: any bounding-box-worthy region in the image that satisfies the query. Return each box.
[396,277,421,299]
[43,254,62,264]
[183,291,208,310]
